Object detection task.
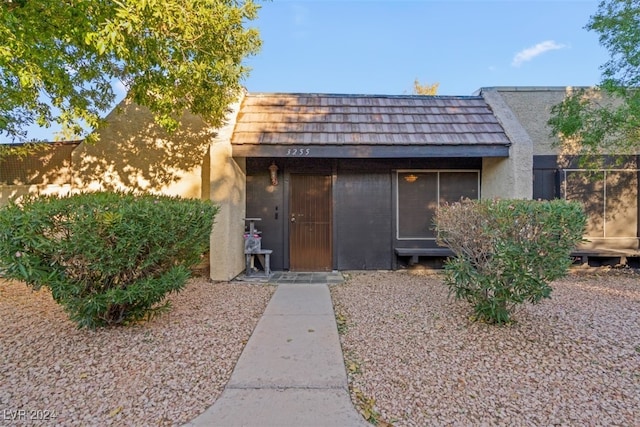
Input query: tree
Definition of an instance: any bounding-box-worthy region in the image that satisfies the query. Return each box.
[412,78,439,95]
[548,0,640,161]
[0,0,261,142]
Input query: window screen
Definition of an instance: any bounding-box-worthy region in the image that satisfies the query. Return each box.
[565,171,605,238]
[398,172,438,238]
[439,172,479,203]
[397,171,479,239]
[564,170,637,239]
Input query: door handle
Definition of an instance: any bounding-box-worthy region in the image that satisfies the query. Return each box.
[290,216,296,222]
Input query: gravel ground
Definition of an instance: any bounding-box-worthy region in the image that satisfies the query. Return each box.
[0,277,274,427]
[3,270,638,427]
[330,269,640,427]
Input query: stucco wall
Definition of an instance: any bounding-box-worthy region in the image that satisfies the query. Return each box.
[497,87,632,159]
[208,96,246,281]
[72,98,249,280]
[0,184,73,207]
[480,88,533,199]
[488,87,568,156]
[72,99,213,197]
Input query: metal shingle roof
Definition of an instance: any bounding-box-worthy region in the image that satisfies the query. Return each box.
[231,93,511,147]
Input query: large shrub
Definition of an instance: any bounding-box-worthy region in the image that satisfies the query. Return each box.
[0,192,218,329]
[435,199,586,324]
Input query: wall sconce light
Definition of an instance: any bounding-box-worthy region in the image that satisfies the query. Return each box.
[404,174,418,183]
[268,162,279,186]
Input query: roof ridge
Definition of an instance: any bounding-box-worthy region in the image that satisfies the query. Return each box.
[245,92,483,100]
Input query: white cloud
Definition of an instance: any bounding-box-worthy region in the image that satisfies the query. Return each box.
[511,40,567,67]
[288,3,309,39]
[291,3,308,27]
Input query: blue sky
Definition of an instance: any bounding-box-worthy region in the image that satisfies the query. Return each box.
[244,0,607,95]
[24,0,607,141]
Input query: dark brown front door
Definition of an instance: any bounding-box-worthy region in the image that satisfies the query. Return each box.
[289,174,332,271]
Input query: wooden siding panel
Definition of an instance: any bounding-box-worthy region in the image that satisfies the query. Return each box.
[245,159,286,271]
[335,165,392,270]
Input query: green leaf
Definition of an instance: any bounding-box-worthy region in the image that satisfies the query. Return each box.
[1,0,262,141]
[0,191,218,329]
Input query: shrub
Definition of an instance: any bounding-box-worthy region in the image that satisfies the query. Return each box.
[0,192,218,329]
[434,198,586,324]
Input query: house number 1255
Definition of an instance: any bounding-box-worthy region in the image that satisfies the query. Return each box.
[286,148,311,156]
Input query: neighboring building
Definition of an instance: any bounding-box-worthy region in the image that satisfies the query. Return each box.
[1,87,638,279]
[488,87,639,257]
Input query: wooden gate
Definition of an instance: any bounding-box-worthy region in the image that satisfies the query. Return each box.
[289,174,332,271]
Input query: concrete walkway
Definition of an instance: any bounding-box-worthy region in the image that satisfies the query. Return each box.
[184,277,368,427]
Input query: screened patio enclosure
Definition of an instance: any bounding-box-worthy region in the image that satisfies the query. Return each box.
[563,169,639,251]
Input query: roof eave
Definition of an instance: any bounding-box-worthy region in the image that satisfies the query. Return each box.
[232,143,510,159]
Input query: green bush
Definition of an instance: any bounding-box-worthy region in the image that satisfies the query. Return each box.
[0,192,218,329]
[435,199,586,324]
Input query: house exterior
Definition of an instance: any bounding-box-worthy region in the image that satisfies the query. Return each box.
[234,92,522,272]
[2,87,638,280]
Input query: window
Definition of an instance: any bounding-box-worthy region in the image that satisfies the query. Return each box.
[397,170,479,239]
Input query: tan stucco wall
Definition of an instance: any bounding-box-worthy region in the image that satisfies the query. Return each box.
[71,97,248,280]
[72,99,213,197]
[0,184,73,207]
[493,86,632,160]
[480,88,533,199]
[208,96,246,281]
[488,87,569,156]
[488,86,625,157]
